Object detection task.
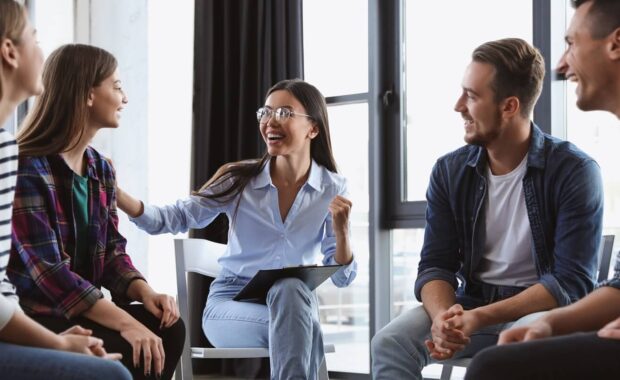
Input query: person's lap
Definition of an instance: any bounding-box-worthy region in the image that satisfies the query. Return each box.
[33,303,185,380]
[465,332,620,380]
[0,341,131,380]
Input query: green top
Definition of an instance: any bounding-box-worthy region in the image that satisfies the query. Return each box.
[72,173,89,276]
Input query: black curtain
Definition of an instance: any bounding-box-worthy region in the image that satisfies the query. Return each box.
[189,1,303,377]
[191,0,303,243]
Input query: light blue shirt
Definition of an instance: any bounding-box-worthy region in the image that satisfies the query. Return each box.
[131,159,357,287]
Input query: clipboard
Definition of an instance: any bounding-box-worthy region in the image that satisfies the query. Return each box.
[233,264,342,304]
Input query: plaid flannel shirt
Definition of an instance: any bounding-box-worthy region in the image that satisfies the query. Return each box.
[8,147,144,318]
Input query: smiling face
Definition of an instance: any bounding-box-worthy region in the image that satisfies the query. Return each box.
[454,61,504,147]
[259,89,318,159]
[556,2,614,112]
[87,69,128,129]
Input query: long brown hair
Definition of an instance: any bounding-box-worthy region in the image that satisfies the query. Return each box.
[17,44,117,156]
[0,0,26,101]
[197,79,338,211]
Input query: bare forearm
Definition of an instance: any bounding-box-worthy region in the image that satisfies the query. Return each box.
[334,232,353,265]
[421,280,457,320]
[474,283,557,327]
[0,311,64,349]
[82,298,141,331]
[116,186,144,218]
[542,286,620,336]
[126,279,156,303]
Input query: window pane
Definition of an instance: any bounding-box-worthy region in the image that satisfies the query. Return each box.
[303,0,368,97]
[404,1,533,201]
[33,0,74,57]
[318,103,369,374]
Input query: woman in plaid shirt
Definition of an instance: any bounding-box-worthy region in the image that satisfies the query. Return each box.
[8,44,184,380]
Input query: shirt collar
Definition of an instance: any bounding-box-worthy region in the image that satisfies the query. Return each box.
[53,146,100,181]
[251,157,323,191]
[466,122,545,170]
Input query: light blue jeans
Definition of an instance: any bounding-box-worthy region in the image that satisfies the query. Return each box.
[203,275,324,380]
[0,341,132,380]
[371,305,546,380]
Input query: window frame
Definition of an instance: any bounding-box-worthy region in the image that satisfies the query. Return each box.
[379,0,567,229]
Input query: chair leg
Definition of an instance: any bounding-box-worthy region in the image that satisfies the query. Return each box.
[175,344,192,380]
[318,356,329,380]
[440,364,453,380]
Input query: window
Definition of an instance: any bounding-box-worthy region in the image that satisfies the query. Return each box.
[304,0,370,374]
[403,1,533,202]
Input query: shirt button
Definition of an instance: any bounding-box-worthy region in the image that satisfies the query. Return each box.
[281,234,285,238]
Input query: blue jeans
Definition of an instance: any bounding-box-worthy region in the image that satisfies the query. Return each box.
[371,285,546,380]
[0,341,131,380]
[203,275,324,380]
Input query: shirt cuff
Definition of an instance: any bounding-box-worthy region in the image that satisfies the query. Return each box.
[325,254,357,287]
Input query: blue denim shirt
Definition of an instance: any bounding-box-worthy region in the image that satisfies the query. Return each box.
[414,124,604,307]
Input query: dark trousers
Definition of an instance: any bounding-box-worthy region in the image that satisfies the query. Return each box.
[465,332,620,380]
[34,304,185,380]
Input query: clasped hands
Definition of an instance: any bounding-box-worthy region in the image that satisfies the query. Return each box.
[425,304,477,360]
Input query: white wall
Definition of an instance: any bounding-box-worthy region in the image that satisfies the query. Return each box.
[72,1,194,294]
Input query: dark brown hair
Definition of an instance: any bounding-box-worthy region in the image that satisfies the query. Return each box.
[572,0,620,39]
[0,0,26,101]
[17,44,117,156]
[197,79,338,215]
[472,38,545,118]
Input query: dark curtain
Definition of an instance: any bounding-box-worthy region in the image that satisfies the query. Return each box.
[191,0,304,243]
[189,0,303,377]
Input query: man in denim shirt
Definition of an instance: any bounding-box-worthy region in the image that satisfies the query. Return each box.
[466,1,620,379]
[371,38,604,380]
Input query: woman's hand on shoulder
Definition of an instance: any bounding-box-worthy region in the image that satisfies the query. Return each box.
[329,195,352,236]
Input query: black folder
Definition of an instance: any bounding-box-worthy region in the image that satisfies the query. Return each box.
[233,264,343,304]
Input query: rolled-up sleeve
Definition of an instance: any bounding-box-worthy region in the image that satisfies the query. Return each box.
[130,182,231,235]
[414,161,461,301]
[539,159,603,306]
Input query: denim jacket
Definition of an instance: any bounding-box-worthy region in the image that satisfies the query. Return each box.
[414,124,604,307]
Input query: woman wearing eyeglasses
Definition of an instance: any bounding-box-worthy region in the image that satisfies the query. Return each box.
[116,79,357,379]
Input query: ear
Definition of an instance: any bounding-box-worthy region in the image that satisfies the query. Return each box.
[0,38,19,69]
[501,96,520,118]
[607,27,620,61]
[308,123,319,139]
[87,89,95,107]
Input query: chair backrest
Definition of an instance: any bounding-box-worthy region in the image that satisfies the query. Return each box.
[175,238,227,350]
[598,235,615,282]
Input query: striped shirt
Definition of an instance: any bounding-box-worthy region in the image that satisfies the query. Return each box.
[0,128,19,330]
[8,147,144,318]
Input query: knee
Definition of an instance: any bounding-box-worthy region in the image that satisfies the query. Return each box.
[162,317,186,351]
[371,328,394,358]
[267,277,313,305]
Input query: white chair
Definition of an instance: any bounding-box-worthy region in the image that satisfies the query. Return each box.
[436,234,616,380]
[174,238,334,380]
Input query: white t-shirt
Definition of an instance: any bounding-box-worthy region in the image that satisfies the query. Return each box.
[477,154,539,287]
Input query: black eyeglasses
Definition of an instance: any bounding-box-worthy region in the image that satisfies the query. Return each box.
[256,107,313,123]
